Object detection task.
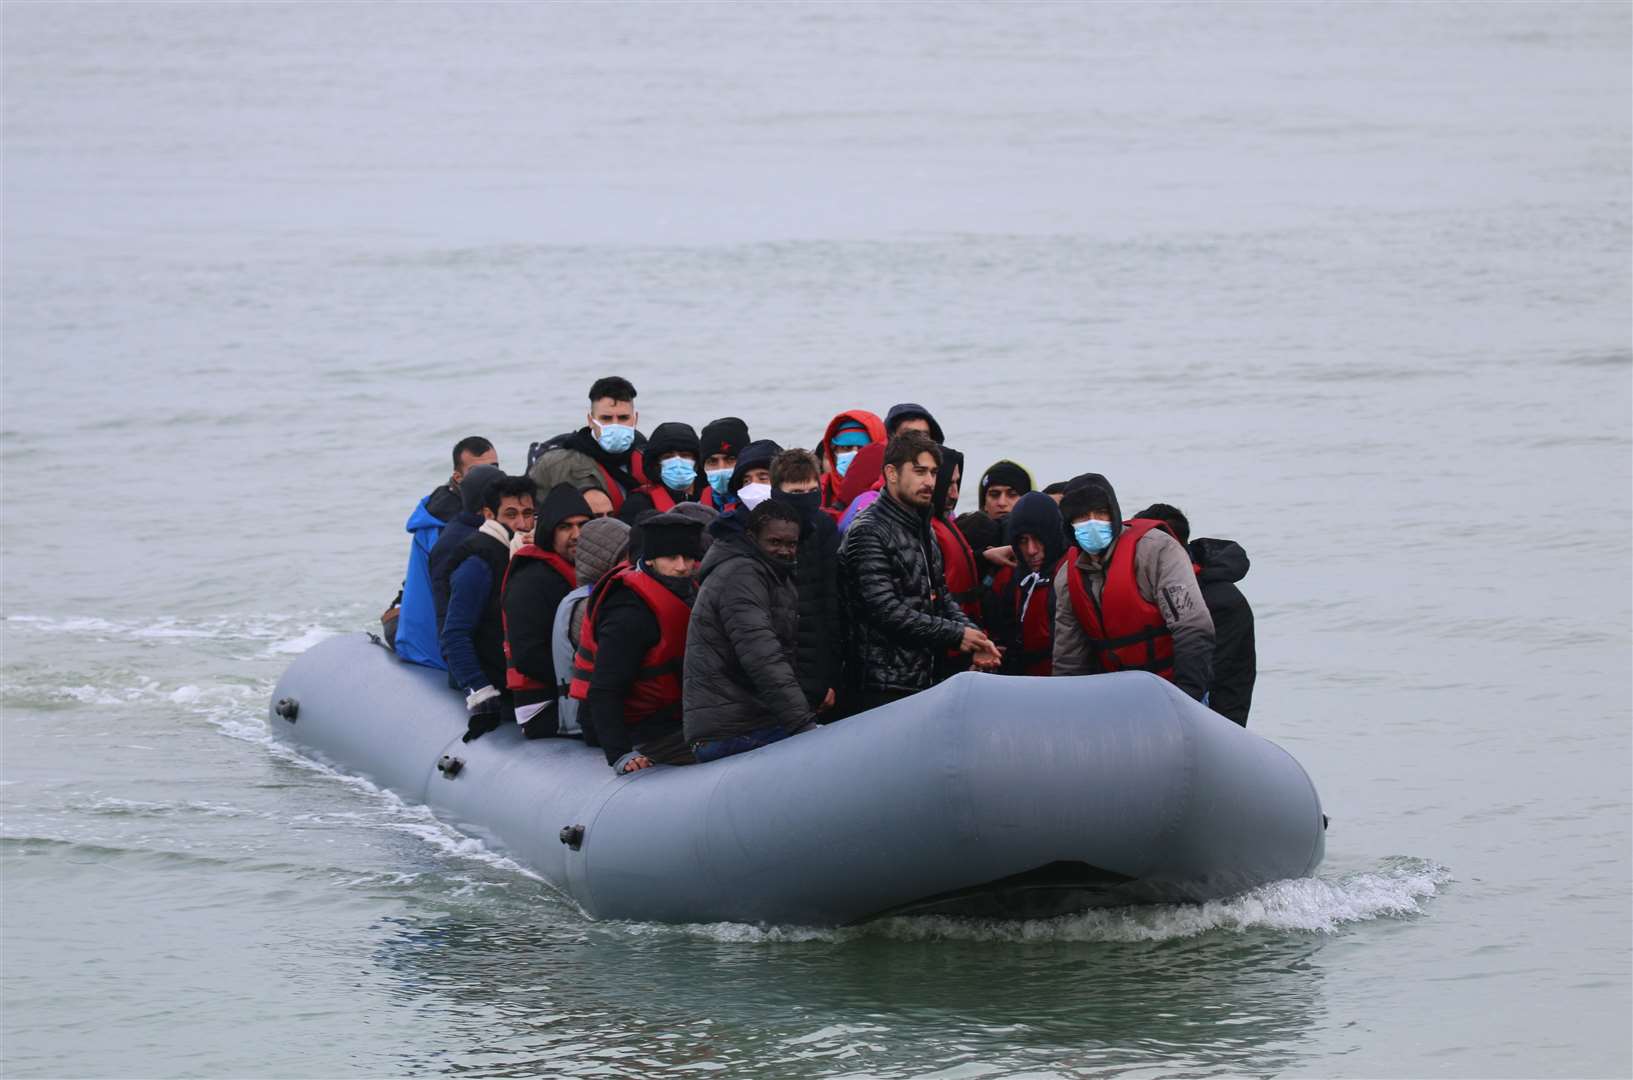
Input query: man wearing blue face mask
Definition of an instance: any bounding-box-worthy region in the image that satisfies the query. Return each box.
[624,421,703,519]
[1052,473,1215,702]
[529,376,648,517]
[698,417,749,512]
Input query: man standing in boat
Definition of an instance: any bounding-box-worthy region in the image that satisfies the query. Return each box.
[528,376,647,517]
[569,512,704,773]
[1052,474,1215,700]
[840,431,1003,712]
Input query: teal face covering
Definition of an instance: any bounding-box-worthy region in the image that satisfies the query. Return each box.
[1073,519,1114,554]
[835,449,859,477]
[706,468,732,496]
[596,424,636,454]
[659,457,696,492]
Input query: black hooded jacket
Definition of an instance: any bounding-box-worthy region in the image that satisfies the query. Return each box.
[1190,537,1256,725]
[768,489,845,707]
[992,492,1067,674]
[501,485,592,712]
[839,489,974,694]
[683,533,814,744]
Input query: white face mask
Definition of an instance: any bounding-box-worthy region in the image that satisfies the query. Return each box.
[738,482,772,510]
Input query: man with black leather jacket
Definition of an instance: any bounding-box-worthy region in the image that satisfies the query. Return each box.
[839,431,1002,713]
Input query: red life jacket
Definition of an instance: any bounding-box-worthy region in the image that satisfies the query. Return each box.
[636,483,677,513]
[565,565,689,726]
[931,515,984,624]
[1063,518,1176,680]
[500,546,577,703]
[1010,557,1064,677]
[596,452,648,513]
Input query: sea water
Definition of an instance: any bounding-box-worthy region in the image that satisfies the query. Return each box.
[2,3,1629,1076]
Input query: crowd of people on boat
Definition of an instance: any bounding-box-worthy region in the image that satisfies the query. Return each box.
[381,376,1256,773]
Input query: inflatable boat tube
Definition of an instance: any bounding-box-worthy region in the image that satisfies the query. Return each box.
[268,633,1325,925]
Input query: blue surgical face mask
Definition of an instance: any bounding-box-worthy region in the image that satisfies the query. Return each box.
[706,468,732,496]
[1073,519,1115,554]
[659,457,696,492]
[596,424,636,454]
[835,449,859,477]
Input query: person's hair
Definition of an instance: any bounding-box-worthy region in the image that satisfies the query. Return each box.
[748,499,801,534]
[1043,481,1068,496]
[482,474,537,513]
[883,430,942,472]
[588,376,636,404]
[1133,503,1189,545]
[451,436,493,470]
[954,510,1000,553]
[770,448,821,488]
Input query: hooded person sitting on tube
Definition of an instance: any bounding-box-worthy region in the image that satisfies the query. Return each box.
[1051,473,1214,701]
[573,512,705,773]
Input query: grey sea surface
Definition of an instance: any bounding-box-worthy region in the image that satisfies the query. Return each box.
[2,3,1629,1077]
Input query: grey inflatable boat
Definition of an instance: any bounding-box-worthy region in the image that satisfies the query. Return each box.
[268,633,1325,925]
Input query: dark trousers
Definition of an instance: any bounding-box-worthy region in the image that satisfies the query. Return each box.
[691,724,796,763]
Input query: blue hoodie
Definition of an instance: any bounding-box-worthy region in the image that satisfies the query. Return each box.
[395,496,450,669]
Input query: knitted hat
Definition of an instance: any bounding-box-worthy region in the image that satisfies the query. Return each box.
[573,516,631,587]
[699,417,749,461]
[831,421,872,448]
[1060,473,1123,541]
[954,510,1000,554]
[639,512,704,561]
[978,460,1033,506]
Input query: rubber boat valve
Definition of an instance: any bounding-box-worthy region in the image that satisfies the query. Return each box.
[436,755,464,779]
[273,698,299,723]
[559,824,585,850]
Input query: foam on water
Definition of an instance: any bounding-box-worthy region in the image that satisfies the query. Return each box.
[617,858,1453,944]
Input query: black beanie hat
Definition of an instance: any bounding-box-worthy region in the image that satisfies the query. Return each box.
[644,421,701,464]
[537,482,594,537]
[728,439,783,493]
[978,460,1033,505]
[459,464,504,516]
[639,512,704,561]
[885,402,945,443]
[699,417,750,462]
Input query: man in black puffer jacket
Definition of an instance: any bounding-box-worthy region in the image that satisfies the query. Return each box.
[839,432,1002,712]
[769,448,844,715]
[684,500,817,761]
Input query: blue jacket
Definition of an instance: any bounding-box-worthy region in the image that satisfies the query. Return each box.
[395,496,449,669]
[441,555,496,693]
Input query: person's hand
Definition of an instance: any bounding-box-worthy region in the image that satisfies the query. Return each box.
[462,688,503,743]
[960,627,995,654]
[619,755,653,774]
[819,688,836,712]
[971,650,1003,672]
[509,530,534,557]
[983,545,1016,568]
